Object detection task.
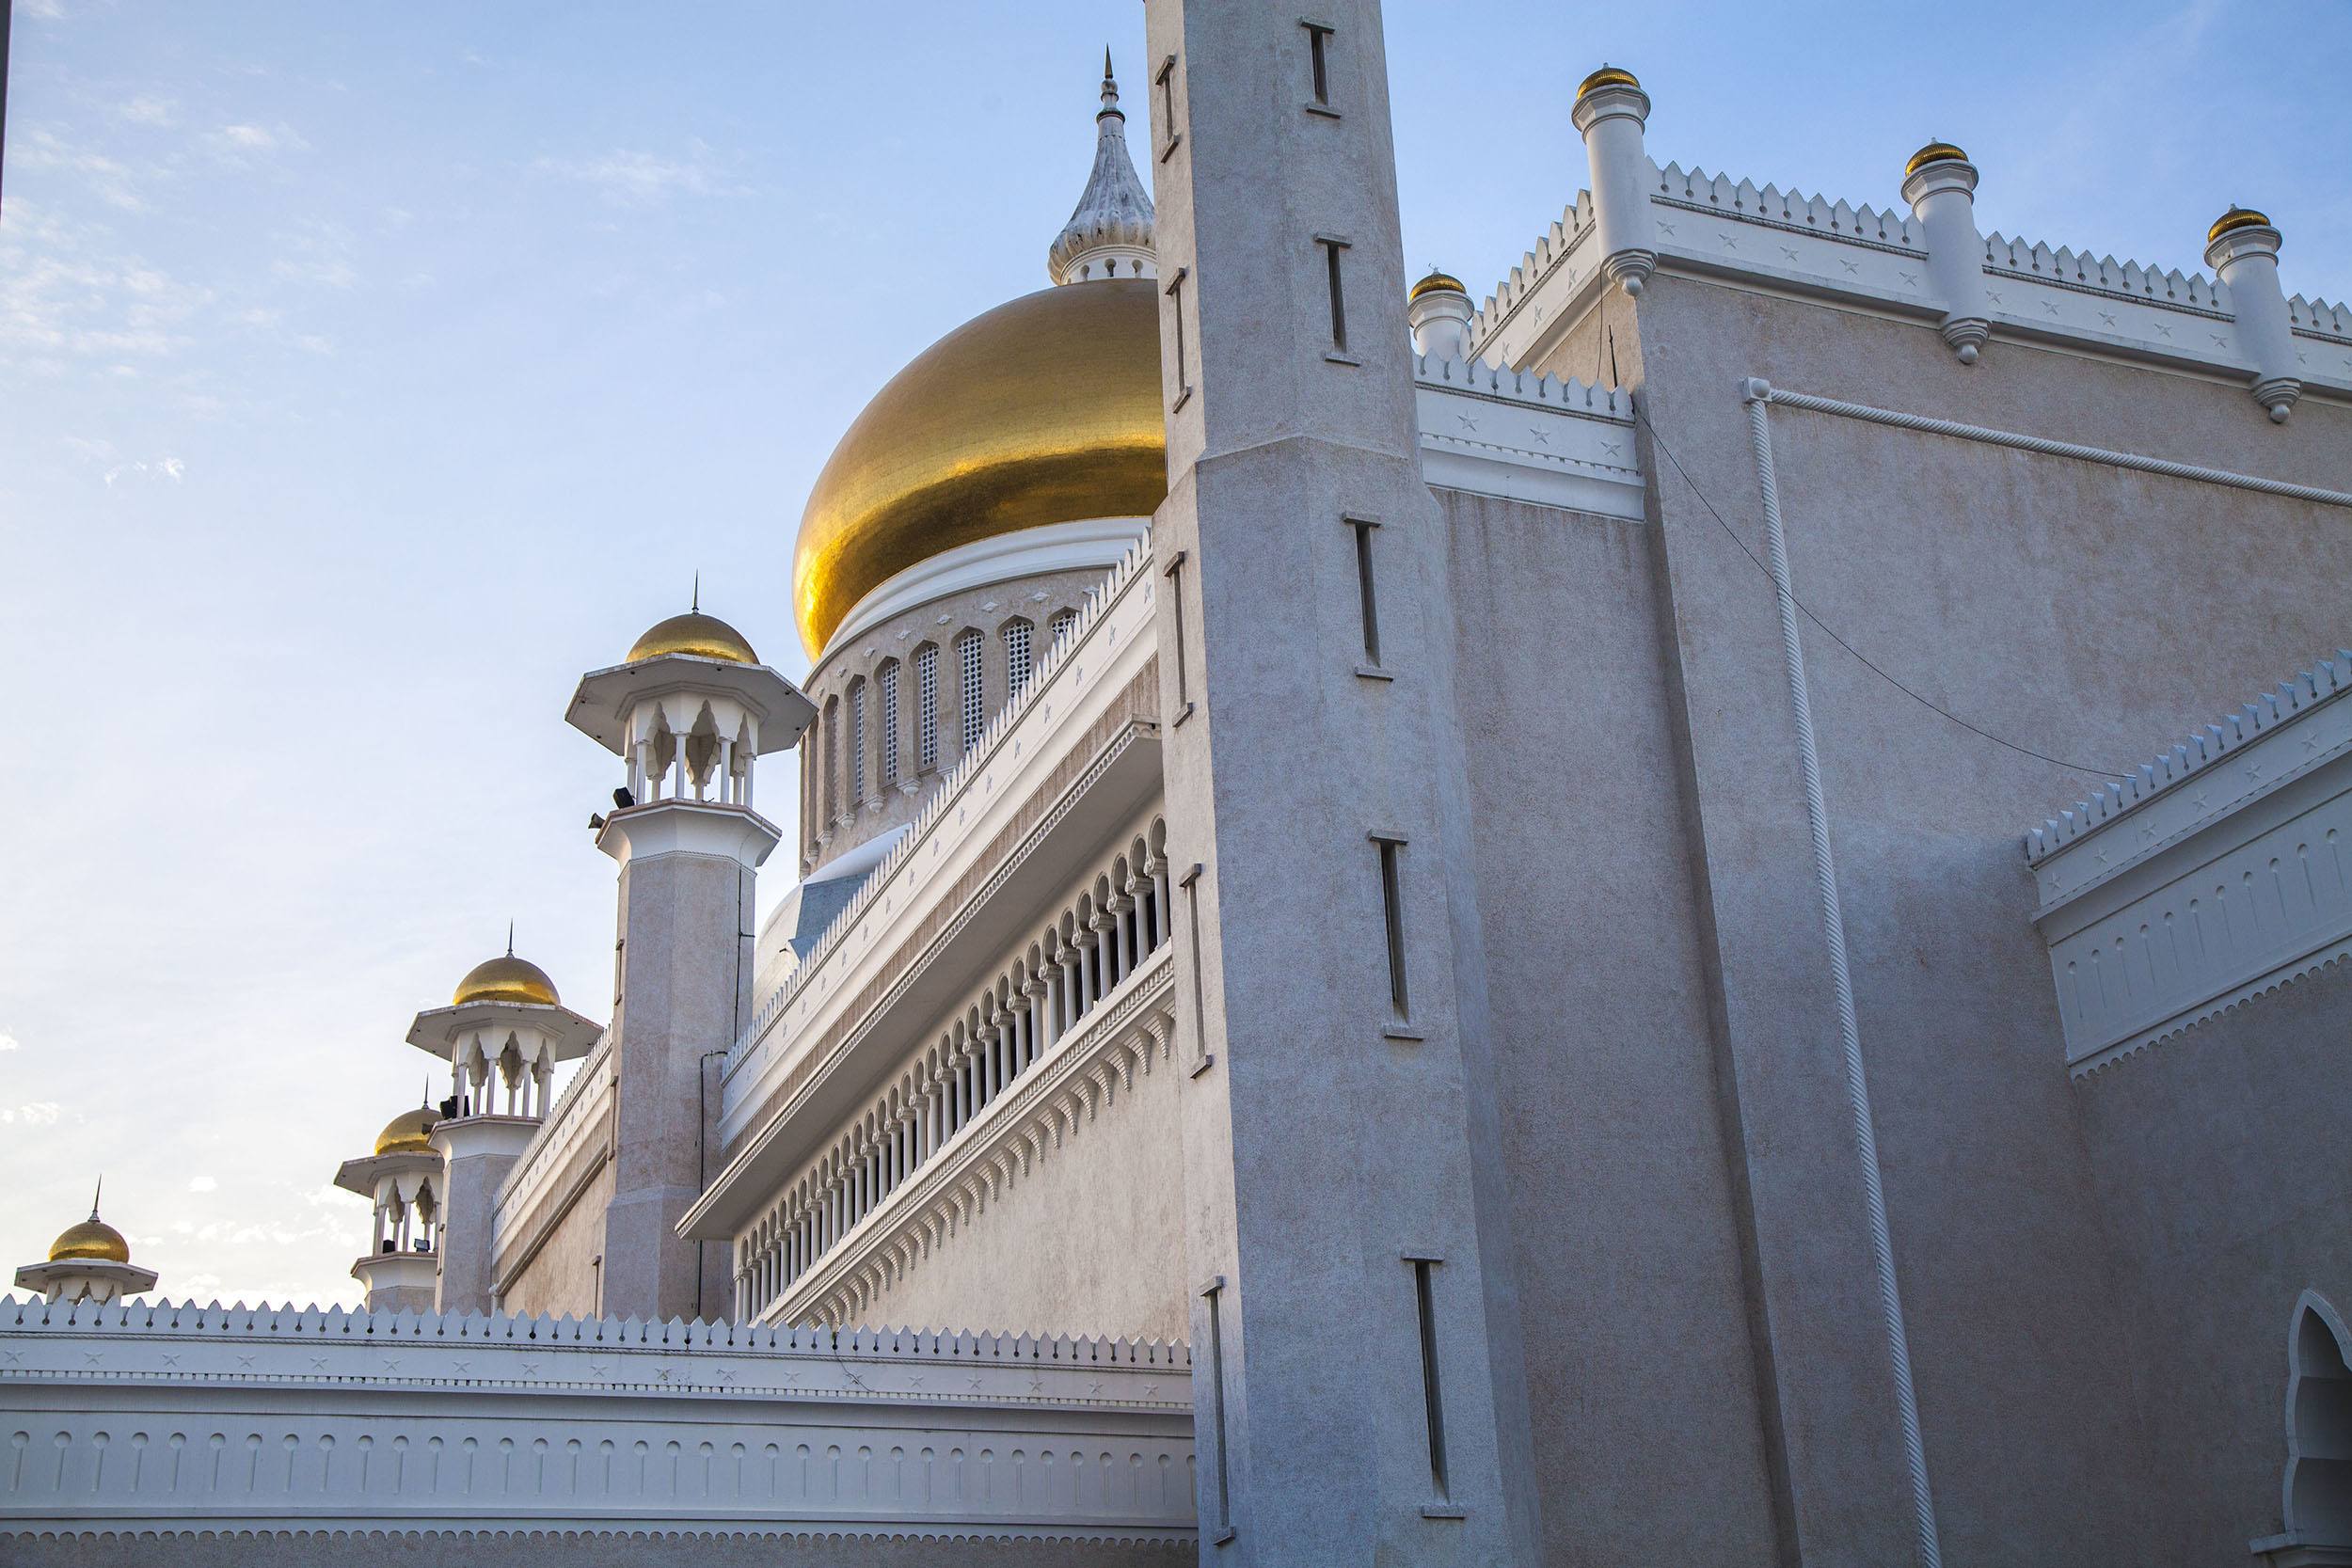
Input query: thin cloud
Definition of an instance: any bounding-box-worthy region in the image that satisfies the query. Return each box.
[188,1176,218,1193]
[117,97,177,128]
[532,141,747,204]
[0,1031,20,1053]
[1,1102,64,1125]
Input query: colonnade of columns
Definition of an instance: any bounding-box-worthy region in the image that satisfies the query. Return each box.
[371,1177,438,1256]
[734,837,1172,1321]
[627,714,756,810]
[447,1038,557,1120]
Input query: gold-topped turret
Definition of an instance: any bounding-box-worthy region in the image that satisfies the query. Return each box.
[452,951,559,1008]
[1905,140,1970,176]
[627,610,757,666]
[1577,65,1640,100]
[48,1214,130,1264]
[373,1105,441,1156]
[1409,268,1467,302]
[2207,205,2272,244]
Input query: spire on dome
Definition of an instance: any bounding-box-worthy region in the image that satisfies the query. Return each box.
[1047,50,1157,285]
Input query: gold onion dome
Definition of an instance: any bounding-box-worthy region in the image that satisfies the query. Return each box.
[1577,65,1640,100]
[792,278,1167,656]
[50,1215,130,1264]
[1410,269,1467,301]
[1906,140,1970,176]
[453,953,560,1008]
[2208,205,2271,243]
[374,1106,440,1156]
[627,610,757,666]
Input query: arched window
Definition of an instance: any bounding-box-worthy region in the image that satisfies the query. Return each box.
[913,643,939,772]
[1049,608,1078,651]
[1004,618,1035,698]
[820,694,839,826]
[2275,1291,2352,1551]
[877,661,901,790]
[955,629,985,752]
[846,677,866,806]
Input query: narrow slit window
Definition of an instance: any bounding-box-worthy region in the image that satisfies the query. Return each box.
[1412,1258,1449,1498]
[1318,236,1351,353]
[821,696,839,825]
[878,662,900,790]
[1165,549,1193,718]
[1181,863,1209,1073]
[847,678,866,805]
[1375,832,1407,1016]
[1349,515,1380,664]
[1165,266,1193,406]
[1202,1276,1235,1541]
[914,644,939,772]
[956,629,985,752]
[1005,619,1033,697]
[1303,22,1335,108]
[1155,55,1181,161]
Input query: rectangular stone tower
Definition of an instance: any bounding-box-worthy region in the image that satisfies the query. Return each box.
[1142,2,1540,1560]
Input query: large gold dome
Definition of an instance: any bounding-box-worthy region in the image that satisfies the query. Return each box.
[792,277,1167,657]
[453,954,559,1008]
[50,1216,130,1264]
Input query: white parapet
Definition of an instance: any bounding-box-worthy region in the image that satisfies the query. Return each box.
[0,1296,1195,1545]
[2025,650,2352,1076]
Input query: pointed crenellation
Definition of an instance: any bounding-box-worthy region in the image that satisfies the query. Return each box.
[1047,52,1156,284]
[1411,353,1628,418]
[1651,161,1922,248]
[1466,192,1596,351]
[2287,292,2352,341]
[2022,649,2352,863]
[1980,231,2223,310]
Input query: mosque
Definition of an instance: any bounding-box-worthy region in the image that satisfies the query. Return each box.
[8,4,2352,1565]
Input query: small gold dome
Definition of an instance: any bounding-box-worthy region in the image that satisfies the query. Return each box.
[374,1106,440,1156]
[453,953,559,1008]
[627,610,757,666]
[1409,269,1467,301]
[792,277,1167,657]
[1905,141,1970,176]
[1577,65,1641,100]
[50,1216,130,1264]
[2207,206,2271,244]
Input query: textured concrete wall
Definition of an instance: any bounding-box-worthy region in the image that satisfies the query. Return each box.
[501,1155,614,1320]
[2076,958,2352,1560]
[801,567,1111,876]
[1586,269,2352,1565]
[1438,486,1785,1565]
[7,1533,1193,1567]
[837,1048,1189,1342]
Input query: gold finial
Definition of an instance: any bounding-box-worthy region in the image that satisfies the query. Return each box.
[1905,140,1970,176]
[2207,205,2271,244]
[691,572,700,613]
[91,1174,103,1221]
[1577,64,1641,101]
[506,919,515,957]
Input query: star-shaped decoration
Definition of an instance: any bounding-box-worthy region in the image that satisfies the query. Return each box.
[1454,413,1478,434]
[517,1361,539,1376]
[2192,788,2210,812]
[1141,1382,1157,1398]
[2140,822,2158,843]
[2098,310,2118,327]
[1779,245,1801,263]
[1088,1380,1104,1395]
[451,1360,470,1374]
[1717,234,1738,252]
[310,1357,328,1372]
[159,1353,179,1369]
[967,1374,984,1390]
[844,1371,866,1389]
[381,1358,402,1373]
[589,1361,611,1379]
[1984,289,2004,307]
[237,1354,255,1369]
[1656,221,1677,238]
[905,1374,923,1388]
[1525,426,1550,447]
[87,1352,107,1367]
[2153,322,2173,339]
[2041,300,2061,318]
[2304,734,2322,754]
[2244,760,2264,781]
[712,1367,735,1385]
[1600,440,1624,458]
[1899,271,1919,287]
[1839,258,1860,276]
[655,1366,676,1383]
[2209,334,2229,349]
[1027,1375,1046,1392]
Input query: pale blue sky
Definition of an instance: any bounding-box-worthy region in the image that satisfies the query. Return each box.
[2,0,2344,1307]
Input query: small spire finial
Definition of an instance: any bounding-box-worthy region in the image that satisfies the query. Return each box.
[1099,47,1120,117]
[422,1075,432,1109]
[506,919,515,957]
[91,1174,103,1221]
[691,572,700,613]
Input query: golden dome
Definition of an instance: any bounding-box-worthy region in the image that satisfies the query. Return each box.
[453,953,559,1008]
[374,1106,440,1156]
[50,1216,130,1264]
[1905,141,1970,176]
[627,610,757,666]
[792,277,1167,657]
[2207,206,2271,244]
[1409,269,1467,301]
[1577,66,1641,100]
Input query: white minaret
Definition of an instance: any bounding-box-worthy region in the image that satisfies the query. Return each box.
[332,1099,447,1312]
[566,602,814,1322]
[1046,50,1157,284]
[1571,65,1659,296]
[1406,268,1474,361]
[405,943,604,1314]
[13,1181,157,1307]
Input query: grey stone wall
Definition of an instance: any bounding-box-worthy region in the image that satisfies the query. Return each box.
[499,1155,614,1320]
[2076,958,2352,1560]
[1520,268,2352,1564]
